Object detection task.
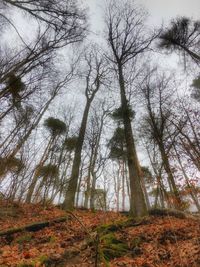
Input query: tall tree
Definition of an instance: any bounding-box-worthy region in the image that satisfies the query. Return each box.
[84,104,109,209]
[63,47,107,210]
[139,71,183,209]
[104,0,156,216]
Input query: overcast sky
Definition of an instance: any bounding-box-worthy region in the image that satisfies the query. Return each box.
[86,0,200,32]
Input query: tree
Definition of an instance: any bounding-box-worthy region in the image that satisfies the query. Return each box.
[26,117,66,203]
[108,126,127,211]
[0,0,87,203]
[104,0,156,216]
[83,104,109,210]
[0,0,87,123]
[63,47,107,210]
[34,164,59,204]
[158,17,200,63]
[191,75,200,101]
[0,156,24,178]
[139,71,183,209]
[3,0,87,47]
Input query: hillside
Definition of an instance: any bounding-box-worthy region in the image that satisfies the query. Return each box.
[0,201,199,267]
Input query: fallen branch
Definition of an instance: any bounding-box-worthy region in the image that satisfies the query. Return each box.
[0,216,68,237]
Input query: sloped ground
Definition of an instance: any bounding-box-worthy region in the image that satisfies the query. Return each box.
[0,200,199,267]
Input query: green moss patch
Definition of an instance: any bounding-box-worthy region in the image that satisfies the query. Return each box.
[99,232,129,264]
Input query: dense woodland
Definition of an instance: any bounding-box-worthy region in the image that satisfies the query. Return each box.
[0,0,200,216]
[0,0,200,266]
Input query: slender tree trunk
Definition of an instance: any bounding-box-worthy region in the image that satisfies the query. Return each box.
[25,137,54,203]
[118,64,147,216]
[116,166,120,212]
[158,143,182,209]
[90,172,97,210]
[87,112,105,209]
[84,155,92,209]
[75,160,84,208]
[63,100,91,210]
[154,186,159,208]
[179,44,200,62]
[9,93,57,159]
[140,175,151,210]
[173,145,200,212]
[121,160,125,211]
[125,161,130,203]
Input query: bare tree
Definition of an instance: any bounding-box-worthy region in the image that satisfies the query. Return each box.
[63,47,108,210]
[84,102,109,209]
[104,0,156,216]
[138,70,184,208]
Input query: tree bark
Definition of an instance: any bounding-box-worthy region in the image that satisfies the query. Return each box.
[63,100,91,210]
[118,64,147,217]
[158,142,182,209]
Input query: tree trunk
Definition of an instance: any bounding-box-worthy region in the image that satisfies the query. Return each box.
[25,137,54,203]
[9,93,57,159]
[63,100,91,210]
[173,144,200,212]
[90,172,97,210]
[121,160,125,211]
[140,175,151,210]
[118,64,147,217]
[158,143,182,209]
[84,155,92,209]
[180,44,200,62]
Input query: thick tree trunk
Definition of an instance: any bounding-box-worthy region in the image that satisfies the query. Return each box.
[118,65,147,217]
[63,100,91,210]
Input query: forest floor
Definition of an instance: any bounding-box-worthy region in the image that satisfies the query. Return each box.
[0,200,200,267]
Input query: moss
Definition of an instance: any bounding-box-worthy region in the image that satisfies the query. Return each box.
[100,232,129,262]
[97,217,148,236]
[97,219,134,234]
[98,223,119,233]
[94,217,150,265]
